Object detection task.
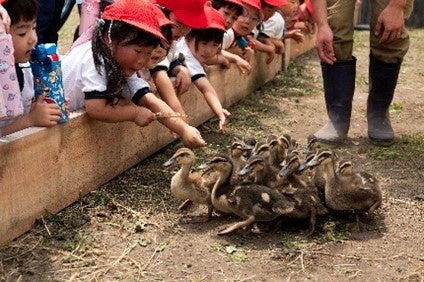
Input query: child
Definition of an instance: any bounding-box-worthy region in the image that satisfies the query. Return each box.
[0,0,62,138]
[149,0,210,120]
[209,0,252,74]
[175,7,230,133]
[222,0,262,63]
[254,0,287,56]
[249,0,287,63]
[62,0,205,148]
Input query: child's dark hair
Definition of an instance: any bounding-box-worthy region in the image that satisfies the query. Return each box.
[2,0,38,25]
[212,0,244,16]
[186,28,224,50]
[92,19,162,104]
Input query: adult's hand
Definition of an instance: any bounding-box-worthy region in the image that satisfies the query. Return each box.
[375,3,405,44]
[315,23,336,64]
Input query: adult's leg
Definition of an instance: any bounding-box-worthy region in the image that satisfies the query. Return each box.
[367,0,414,145]
[312,0,357,144]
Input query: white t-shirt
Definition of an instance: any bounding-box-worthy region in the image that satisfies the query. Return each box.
[62,41,149,111]
[256,12,285,39]
[154,40,180,70]
[175,38,206,82]
[222,28,236,50]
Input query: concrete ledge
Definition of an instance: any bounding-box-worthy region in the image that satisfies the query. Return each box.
[0,36,315,246]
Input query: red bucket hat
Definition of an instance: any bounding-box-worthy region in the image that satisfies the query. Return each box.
[241,0,261,11]
[152,5,176,28]
[205,6,226,32]
[263,0,288,7]
[102,0,167,43]
[225,0,244,8]
[154,0,209,29]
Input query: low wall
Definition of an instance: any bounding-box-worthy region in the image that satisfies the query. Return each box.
[0,36,316,246]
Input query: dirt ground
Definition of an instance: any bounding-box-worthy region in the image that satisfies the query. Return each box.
[1,27,424,281]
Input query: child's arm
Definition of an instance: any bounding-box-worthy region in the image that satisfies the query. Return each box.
[221,49,252,74]
[170,65,192,95]
[138,92,206,148]
[193,76,230,133]
[284,28,305,43]
[251,36,276,64]
[0,93,61,136]
[84,97,157,127]
[269,38,285,54]
[151,70,187,118]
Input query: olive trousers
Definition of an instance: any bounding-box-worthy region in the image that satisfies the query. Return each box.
[327,0,414,63]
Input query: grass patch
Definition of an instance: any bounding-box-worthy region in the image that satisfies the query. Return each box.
[367,134,424,160]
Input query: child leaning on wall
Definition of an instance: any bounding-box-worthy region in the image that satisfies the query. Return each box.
[148,0,210,121]
[61,0,206,148]
[222,0,262,63]
[207,0,251,74]
[0,0,62,138]
[250,0,288,64]
[175,6,231,133]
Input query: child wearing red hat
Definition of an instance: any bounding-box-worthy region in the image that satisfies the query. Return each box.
[148,0,211,126]
[0,0,62,138]
[249,0,288,63]
[208,0,251,74]
[175,7,231,133]
[62,0,205,148]
[222,0,262,63]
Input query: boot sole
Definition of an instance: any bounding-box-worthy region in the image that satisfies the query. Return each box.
[368,136,394,147]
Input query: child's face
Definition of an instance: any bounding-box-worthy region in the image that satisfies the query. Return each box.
[113,43,155,77]
[10,18,37,63]
[169,12,191,41]
[262,5,278,21]
[280,0,299,19]
[232,5,260,36]
[146,46,168,69]
[218,6,240,30]
[187,38,220,64]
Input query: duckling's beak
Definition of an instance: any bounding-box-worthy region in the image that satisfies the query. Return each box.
[297,162,308,173]
[306,157,319,168]
[163,157,176,167]
[238,164,251,176]
[279,165,289,177]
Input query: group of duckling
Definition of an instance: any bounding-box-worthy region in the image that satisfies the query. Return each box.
[163,134,383,236]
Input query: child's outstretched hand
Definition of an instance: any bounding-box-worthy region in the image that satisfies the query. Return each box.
[180,125,206,148]
[218,109,231,134]
[235,56,251,74]
[28,93,62,127]
[133,106,157,127]
[174,67,191,95]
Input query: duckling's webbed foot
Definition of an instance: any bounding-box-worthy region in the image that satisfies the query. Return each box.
[178,199,193,210]
[218,216,255,235]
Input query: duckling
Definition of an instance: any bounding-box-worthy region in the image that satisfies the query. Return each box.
[336,160,353,176]
[242,136,256,159]
[268,134,291,170]
[229,137,248,181]
[238,154,280,189]
[306,149,382,230]
[218,183,295,235]
[205,153,236,214]
[163,148,213,221]
[278,152,328,235]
